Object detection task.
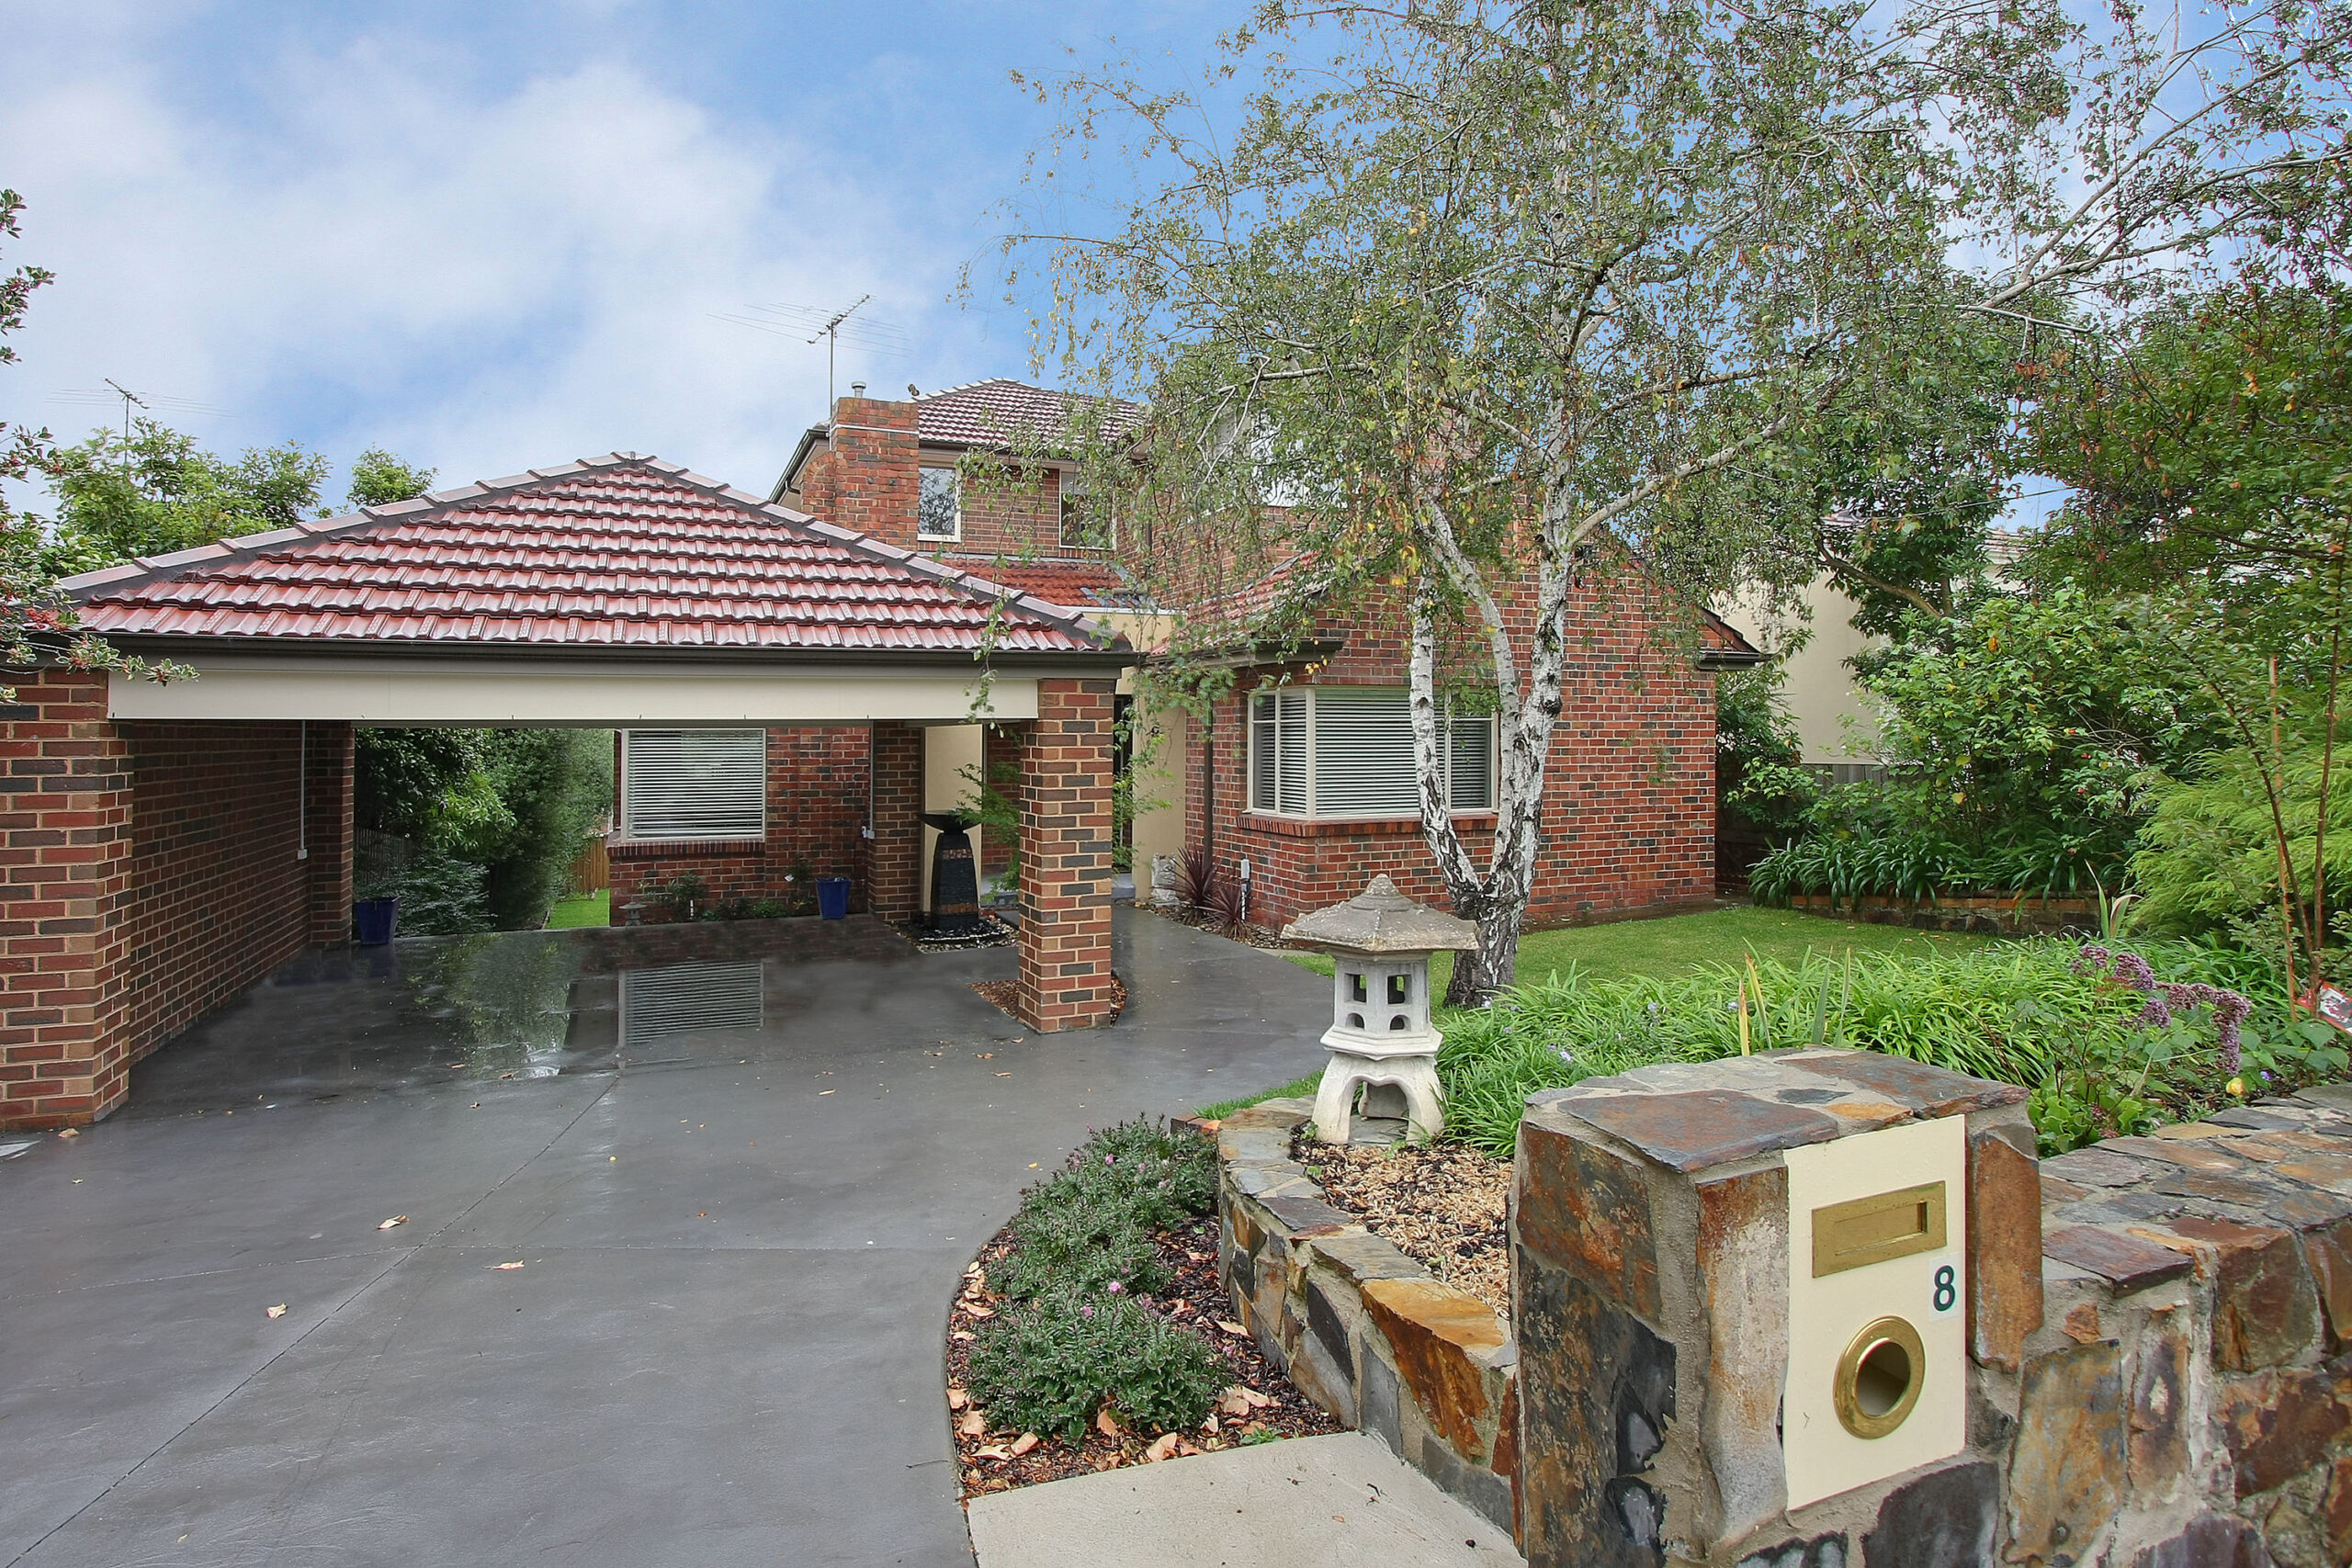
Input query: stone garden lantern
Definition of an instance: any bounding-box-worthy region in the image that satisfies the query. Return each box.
[1281,875,1477,1145]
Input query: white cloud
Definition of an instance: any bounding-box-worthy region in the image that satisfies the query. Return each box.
[0,23,965,508]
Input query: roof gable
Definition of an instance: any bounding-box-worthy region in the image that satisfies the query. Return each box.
[63,454,1119,655]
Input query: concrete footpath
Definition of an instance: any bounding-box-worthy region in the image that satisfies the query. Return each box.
[965,1433,1527,1568]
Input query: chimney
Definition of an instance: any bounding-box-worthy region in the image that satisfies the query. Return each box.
[820,389,920,549]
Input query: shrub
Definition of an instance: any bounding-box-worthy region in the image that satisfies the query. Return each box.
[380,853,493,935]
[1435,939,2335,1157]
[1748,825,2118,907]
[998,1178,1169,1300]
[966,1289,1219,1440]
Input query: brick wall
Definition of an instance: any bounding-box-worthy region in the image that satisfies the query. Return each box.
[115,722,318,1077]
[609,725,875,920]
[0,671,133,1127]
[1182,579,1720,931]
[869,722,925,924]
[0,682,354,1129]
[796,396,921,550]
[1013,678,1118,1032]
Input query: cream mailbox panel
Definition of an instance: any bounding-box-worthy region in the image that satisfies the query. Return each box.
[1783,1115,1967,1510]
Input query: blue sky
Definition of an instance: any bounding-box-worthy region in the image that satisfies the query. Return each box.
[0,1,1231,510]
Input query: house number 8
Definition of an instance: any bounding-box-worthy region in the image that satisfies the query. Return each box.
[1932,1265,1958,1313]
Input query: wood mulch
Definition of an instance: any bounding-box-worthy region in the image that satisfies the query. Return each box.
[944,1212,1345,1499]
[1295,1134,1515,1325]
[968,975,1127,1026]
[1133,900,1291,951]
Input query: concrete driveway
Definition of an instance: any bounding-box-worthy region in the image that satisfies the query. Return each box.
[1,908,1329,1568]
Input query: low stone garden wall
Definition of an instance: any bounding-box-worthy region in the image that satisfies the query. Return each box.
[1787,891,2096,936]
[1216,1098,1521,1536]
[1220,1055,2352,1565]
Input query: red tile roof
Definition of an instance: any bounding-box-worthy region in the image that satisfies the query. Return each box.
[935,554,1138,610]
[63,454,1120,656]
[915,379,1142,450]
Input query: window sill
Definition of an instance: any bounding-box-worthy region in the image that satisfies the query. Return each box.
[916,535,962,547]
[608,837,767,859]
[1237,812,1496,839]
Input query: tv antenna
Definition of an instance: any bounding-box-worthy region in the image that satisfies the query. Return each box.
[712,297,910,404]
[49,381,230,440]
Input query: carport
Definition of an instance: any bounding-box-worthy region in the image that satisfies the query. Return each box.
[0,452,1130,1130]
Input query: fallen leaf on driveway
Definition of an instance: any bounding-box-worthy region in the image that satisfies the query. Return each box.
[266,1303,287,1319]
[957,1409,987,1437]
[494,1261,525,1270]
[946,1387,967,1411]
[377,1215,407,1230]
[1214,1320,1250,1337]
[1144,1433,1183,1462]
[818,1089,836,1097]
[994,1072,1012,1078]
[1096,1407,1123,1438]
[1010,1433,1039,1456]
[57,1127,78,1139]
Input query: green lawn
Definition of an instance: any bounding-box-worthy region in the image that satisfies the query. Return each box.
[545,888,610,929]
[1279,904,2006,990]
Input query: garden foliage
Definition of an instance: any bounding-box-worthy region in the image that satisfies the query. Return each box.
[355,728,613,933]
[1435,939,2343,1157]
[967,1119,1222,1438]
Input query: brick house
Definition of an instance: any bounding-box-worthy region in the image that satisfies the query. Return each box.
[771,378,1762,932]
[5,454,1129,1129]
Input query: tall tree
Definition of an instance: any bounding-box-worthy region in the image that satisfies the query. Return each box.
[999,0,2352,999]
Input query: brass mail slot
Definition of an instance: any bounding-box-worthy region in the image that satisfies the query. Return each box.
[1812,1181,1947,1278]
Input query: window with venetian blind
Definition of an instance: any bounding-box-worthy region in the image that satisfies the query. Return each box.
[1247,688,1495,818]
[620,729,767,840]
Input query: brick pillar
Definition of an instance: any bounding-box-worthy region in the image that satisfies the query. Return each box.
[869,721,925,923]
[304,721,356,944]
[821,395,920,548]
[1016,678,1117,1032]
[979,720,1023,880]
[0,671,135,1129]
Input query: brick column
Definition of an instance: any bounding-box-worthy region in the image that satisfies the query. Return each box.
[1016,678,1118,1032]
[868,721,925,923]
[0,671,135,1129]
[304,721,355,945]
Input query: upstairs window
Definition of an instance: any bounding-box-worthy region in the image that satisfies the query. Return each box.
[1248,688,1495,819]
[918,467,961,542]
[621,729,766,840]
[1059,477,1114,550]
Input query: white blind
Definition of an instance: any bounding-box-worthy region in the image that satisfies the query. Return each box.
[623,729,766,840]
[1313,688,1419,817]
[1447,713,1495,811]
[1247,690,1495,819]
[619,961,764,1050]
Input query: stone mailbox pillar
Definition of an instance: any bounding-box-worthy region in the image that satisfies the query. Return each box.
[1509,1047,2044,1567]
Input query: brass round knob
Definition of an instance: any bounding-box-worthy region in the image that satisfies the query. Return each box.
[1834,1315,1925,1439]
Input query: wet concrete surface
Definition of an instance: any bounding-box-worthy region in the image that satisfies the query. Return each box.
[1,908,1329,1568]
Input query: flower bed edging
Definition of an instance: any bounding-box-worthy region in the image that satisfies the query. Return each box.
[1215,1097,1520,1538]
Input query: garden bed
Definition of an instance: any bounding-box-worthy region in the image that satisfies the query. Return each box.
[944,1119,1340,1501]
[1294,1134,1513,1323]
[945,1209,1345,1497]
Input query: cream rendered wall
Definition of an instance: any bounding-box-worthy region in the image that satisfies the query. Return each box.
[922,723,988,908]
[1102,611,1186,882]
[1717,576,1885,766]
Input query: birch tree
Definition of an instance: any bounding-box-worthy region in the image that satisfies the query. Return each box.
[998,0,2352,1000]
